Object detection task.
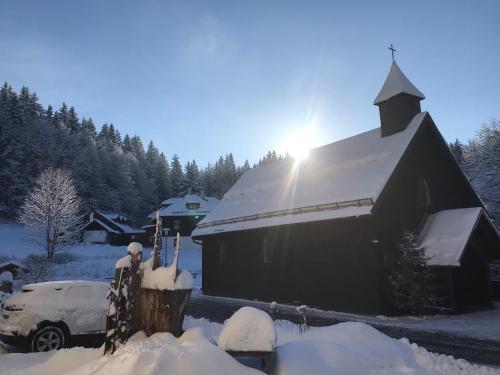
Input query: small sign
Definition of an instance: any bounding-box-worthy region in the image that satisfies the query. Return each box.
[489,263,500,282]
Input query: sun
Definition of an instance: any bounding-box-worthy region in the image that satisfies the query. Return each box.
[285,124,316,163]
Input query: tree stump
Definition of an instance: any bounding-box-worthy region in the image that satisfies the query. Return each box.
[139,288,192,337]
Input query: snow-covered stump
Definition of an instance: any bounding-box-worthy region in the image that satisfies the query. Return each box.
[138,288,192,337]
[138,233,194,337]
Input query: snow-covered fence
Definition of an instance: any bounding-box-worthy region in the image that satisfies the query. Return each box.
[296,305,309,334]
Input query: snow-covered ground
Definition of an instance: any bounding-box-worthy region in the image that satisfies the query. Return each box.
[0,317,497,375]
[1,222,500,342]
[0,223,202,288]
[1,222,499,374]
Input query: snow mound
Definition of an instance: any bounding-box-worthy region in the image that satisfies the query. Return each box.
[70,328,260,375]
[0,271,13,283]
[141,259,194,291]
[275,322,423,374]
[218,306,276,352]
[127,242,143,256]
[115,255,131,269]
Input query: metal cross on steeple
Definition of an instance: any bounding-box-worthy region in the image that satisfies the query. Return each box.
[388,44,396,61]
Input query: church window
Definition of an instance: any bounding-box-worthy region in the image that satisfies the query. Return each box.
[263,237,271,264]
[417,177,432,207]
[186,203,200,210]
[218,241,225,264]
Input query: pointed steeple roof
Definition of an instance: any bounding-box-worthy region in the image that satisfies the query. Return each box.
[373,62,425,105]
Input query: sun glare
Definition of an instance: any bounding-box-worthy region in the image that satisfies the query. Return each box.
[285,124,316,163]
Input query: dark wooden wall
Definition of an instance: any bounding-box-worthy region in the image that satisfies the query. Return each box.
[202,216,386,314]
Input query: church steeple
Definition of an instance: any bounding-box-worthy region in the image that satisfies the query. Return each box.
[374,61,425,137]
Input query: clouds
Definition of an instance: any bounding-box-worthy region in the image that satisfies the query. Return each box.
[189,14,230,56]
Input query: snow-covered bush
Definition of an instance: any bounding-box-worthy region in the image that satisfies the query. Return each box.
[22,254,53,283]
[387,232,436,315]
[18,167,81,261]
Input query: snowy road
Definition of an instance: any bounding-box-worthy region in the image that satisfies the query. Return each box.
[186,293,500,366]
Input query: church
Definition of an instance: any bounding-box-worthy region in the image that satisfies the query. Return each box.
[192,60,500,315]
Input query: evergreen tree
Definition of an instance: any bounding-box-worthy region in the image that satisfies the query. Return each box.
[170,154,186,197]
[67,106,80,133]
[387,232,437,315]
[81,118,97,138]
[184,160,202,194]
[449,138,464,164]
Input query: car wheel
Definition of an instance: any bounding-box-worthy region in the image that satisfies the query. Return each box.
[30,326,66,352]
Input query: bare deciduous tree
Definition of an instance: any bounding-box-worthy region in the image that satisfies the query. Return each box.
[19,168,81,261]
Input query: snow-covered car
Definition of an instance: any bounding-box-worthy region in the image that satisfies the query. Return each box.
[0,280,108,352]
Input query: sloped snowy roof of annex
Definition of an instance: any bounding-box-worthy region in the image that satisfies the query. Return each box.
[373,62,425,105]
[417,207,485,266]
[148,194,219,219]
[193,112,429,237]
[95,211,144,234]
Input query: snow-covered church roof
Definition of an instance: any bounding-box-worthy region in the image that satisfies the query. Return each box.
[193,112,429,237]
[418,207,487,266]
[373,62,425,105]
[148,194,219,219]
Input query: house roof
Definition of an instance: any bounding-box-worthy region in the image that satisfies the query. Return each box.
[418,207,485,266]
[193,112,428,237]
[0,260,28,270]
[81,218,121,234]
[373,62,425,105]
[148,194,219,219]
[98,212,143,233]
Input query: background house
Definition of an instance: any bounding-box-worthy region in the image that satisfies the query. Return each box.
[81,210,146,246]
[145,194,219,239]
[0,260,28,280]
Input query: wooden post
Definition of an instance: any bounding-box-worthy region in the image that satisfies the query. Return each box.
[104,244,143,355]
[152,210,162,270]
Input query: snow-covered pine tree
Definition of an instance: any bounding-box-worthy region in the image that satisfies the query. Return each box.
[387,231,436,315]
[462,119,500,229]
[449,138,465,164]
[184,160,202,195]
[170,154,185,197]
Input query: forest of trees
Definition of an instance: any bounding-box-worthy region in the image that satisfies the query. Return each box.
[1,83,497,228]
[449,119,500,229]
[0,83,285,225]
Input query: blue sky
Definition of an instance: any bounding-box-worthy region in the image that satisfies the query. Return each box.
[1,0,499,166]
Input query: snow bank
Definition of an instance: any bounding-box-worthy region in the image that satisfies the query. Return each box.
[274,322,499,375]
[0,347,101,375]
[70,328,260,375]
[1,317,498,374]
[218,307,276,352]
[141,259,194,291]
